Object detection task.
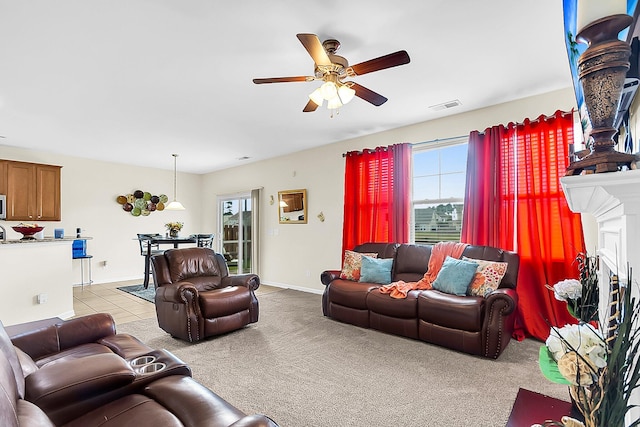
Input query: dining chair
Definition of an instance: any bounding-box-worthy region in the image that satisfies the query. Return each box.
[137,233,164,288]
[192,234,214,248]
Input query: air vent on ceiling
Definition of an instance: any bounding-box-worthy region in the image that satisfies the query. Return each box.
[429,99,461,112]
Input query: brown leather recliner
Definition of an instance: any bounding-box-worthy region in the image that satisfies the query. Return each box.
[151,247,260,342]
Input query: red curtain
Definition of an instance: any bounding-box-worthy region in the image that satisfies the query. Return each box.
[461,110,585,341]
[342,144,411,253]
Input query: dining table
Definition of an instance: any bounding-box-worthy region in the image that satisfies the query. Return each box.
[141,235,197,288]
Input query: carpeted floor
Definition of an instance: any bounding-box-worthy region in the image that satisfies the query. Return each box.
[118,289,569,427]
[117,284,155,303]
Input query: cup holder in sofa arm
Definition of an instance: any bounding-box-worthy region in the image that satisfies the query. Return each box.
[25,353,136,413]
[129,349,191,384]
[130,355,156,366]
[137,362,167,375]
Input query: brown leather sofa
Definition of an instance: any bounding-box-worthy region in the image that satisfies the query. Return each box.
[0,313,279,426]
[151,247,260,342]
[321,243,520,359]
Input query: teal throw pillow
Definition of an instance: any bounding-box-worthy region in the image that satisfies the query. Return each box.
[431,256,479,296]
[359,256,393,285]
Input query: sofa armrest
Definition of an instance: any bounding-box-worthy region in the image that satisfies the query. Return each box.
[482,288,519,359]
[229,414,281,427]
[221,274,260,291]
[485,288,518,315]
[321,270,341,286]
[10,314,116,360]
[156,282,199,304]
[25,353,135,412]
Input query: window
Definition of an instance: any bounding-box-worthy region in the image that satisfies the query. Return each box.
[412,138,468,244]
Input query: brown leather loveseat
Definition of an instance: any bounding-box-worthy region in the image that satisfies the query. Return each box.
[151,247,260,342]
[0,313,279,426]
[321,243,519,359]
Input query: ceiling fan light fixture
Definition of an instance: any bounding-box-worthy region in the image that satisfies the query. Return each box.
[327,96,342,110]
[320,81,338,100]
[309,87,324,106]
[338,85,356,104]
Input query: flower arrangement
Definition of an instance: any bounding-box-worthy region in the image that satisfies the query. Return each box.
[165,222,183,237]
[538,262,640,427]
[546,253,599,323]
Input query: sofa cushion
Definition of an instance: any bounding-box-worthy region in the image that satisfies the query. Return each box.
[165,248,221,284]
[463,257,508,297]
[367,288,419,318]
[431,257,478,296]
[418,291,484,332]
[15,347,39,377]
[359,256,393,285]
[25,353,136,410]
[328,279,378,310]
[340,250,378,281]
[392,244,431,283]
[34,343,114,368]
[199,286,252,318]
[63,394,184,427]
[17,400,55,427]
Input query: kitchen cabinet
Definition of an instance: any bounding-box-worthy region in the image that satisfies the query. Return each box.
[1,160,61,221]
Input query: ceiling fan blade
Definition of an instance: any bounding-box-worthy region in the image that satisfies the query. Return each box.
[296,33,332,66]
[349,50,410,76]
[303,99,319,112]
[253,76,312,84]
[349,82,388,106]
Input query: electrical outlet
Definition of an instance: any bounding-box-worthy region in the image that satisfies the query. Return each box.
[37,293,48,304]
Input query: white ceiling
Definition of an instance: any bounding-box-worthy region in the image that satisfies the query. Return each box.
[0,0,573,174]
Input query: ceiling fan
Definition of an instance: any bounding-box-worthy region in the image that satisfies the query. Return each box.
[253,33,410,112]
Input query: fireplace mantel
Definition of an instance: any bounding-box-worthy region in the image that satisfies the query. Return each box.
[561,169,640,282]
[560,169,640,425]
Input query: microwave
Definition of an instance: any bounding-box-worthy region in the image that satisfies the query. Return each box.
[0,195,5,220]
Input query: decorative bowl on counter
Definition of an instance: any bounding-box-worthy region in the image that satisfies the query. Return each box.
[12,226,45,240]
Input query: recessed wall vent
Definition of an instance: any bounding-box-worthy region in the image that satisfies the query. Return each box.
[429,99,461,111]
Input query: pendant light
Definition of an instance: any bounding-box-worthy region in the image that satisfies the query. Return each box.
[165,153,185,211]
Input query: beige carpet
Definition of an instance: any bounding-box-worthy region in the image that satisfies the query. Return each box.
[118,289,568,427]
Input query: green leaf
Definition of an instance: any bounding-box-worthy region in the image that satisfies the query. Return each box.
[538,345,571,385]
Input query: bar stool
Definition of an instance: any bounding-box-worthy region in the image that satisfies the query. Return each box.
[72,239,93,289]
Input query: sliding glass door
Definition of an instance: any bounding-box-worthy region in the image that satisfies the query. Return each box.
[217,192,256,274]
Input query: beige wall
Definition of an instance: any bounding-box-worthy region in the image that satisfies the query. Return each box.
[0,86,576,297]
[0,146,204,284]
[204,87,577,293]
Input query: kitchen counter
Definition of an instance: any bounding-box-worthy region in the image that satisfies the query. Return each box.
[0,239,78,325]
[0,236,92,244]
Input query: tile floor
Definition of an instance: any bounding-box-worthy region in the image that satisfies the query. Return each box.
[73,280,283,325]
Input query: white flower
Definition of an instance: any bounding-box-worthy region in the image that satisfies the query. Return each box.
[546,323,607,371]
[552,279,582,301]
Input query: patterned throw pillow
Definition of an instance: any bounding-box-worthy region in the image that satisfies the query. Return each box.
[463,257,509,297]
[340,250,378,281]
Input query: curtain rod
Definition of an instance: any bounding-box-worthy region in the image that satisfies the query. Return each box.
[342,135,468,157]
[476,109,576,135]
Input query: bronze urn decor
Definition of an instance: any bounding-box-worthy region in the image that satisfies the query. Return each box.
[566,14,639,175]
